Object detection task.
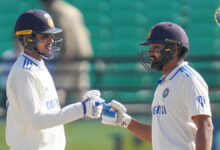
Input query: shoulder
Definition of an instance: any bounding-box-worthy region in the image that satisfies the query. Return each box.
[22,55,39,71]
[7,67,36,90]
[178,65,196,78]
[178,65,208,89]
[9,55,38,79]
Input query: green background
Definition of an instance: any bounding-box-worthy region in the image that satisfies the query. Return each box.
[0,119,152,150]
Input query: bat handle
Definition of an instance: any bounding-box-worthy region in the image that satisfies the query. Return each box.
[95,98,106,106]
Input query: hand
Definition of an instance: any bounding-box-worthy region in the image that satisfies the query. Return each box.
[81,90,105,119]
[102,100,131,128]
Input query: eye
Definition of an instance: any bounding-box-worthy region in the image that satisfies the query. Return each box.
[151,46,161,51]
[44,35,50,38]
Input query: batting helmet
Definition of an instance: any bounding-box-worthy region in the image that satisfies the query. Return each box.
[139,22,189,71]
[14,9,63,59]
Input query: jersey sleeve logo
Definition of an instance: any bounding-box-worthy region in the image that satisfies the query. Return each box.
[196,96,206,107]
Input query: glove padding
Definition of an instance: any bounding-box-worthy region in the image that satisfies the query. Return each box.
[81,90,105,119]
[102,100,131,128]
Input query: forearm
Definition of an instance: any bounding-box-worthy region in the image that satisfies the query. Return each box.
[192,115,214,150]
[195,125,213,150]
[127,118,152,143]
[28,102,84,129]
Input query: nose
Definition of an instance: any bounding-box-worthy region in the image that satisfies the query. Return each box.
[148,49,154,56]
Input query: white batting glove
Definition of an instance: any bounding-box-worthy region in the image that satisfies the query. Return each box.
[102,100,131,128]
[81,90,105,119]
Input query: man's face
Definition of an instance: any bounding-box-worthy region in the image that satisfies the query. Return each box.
[35,34,53,57]
[148,43,166,71]
[148,43,165,59]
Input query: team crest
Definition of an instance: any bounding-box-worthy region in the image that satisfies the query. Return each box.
[214,7,220,26]
[163,88,169,98]
[44,14,54,28]
[147,29,152,40]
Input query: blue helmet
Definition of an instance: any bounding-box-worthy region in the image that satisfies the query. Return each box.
[140,22,189,49]
[139,22,189,71]
[14,9,63,60]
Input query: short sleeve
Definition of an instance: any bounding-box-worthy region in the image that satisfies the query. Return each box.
[184,76,212,117]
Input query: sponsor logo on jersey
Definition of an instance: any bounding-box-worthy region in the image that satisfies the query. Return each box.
[152,105,167,115]
[196,96,206,107]
[46,98,60,110]
[163,88,169,98]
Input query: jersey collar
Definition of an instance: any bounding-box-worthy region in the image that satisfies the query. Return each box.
[157,61,188,84]
[22,52,45,67]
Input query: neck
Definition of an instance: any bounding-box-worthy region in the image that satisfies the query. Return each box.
[24,49,42,61]
[162,58,183,77]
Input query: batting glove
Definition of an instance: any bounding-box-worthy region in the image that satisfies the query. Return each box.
[102,100,131,128]
[81,90,105,119]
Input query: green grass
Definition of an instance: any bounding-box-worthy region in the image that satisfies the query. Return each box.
[0,121,8,150]
[0,120,152,150]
